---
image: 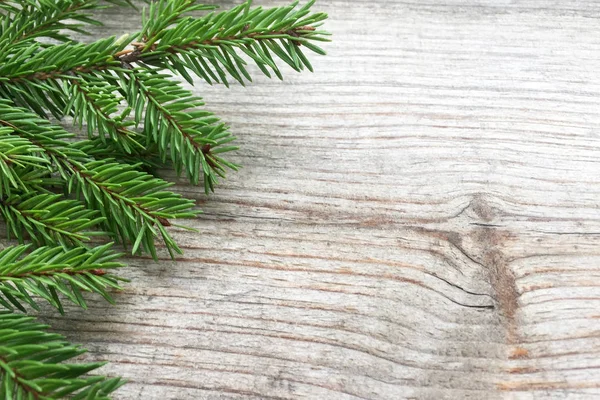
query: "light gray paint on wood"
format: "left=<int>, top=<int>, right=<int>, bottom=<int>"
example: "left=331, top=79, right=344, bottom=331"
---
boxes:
left=7, top=0, right=600, bottom=399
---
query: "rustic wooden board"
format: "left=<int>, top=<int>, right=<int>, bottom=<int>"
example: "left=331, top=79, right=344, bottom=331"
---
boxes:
left=13, top=0, right=600, bottom=399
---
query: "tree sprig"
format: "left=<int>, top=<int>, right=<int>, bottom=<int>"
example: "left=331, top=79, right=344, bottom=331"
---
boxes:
left=0, top=1, right=329, bottom=398
left=0, top=311, right=125, bottom=399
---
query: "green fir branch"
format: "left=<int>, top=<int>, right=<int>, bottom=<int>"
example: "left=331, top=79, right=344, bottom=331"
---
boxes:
left=0, top=0, right=105, bottom=52
left=0, top=311, right=125, bottom=399
left=66, top=159, right=199, bottom=258
left=120, top=69, right=238, bottom=191
left=134, top=0, right=330, bottom=86
left=0, top=192, right=106, bottom=248
left=0, top=243, right=125, bottom=313
left=0, top=1, right=329, bottom=397
left=0, top=101, right=198, bottom=258
left=64, top=78, right=144, bottom=153
left=0, top=127, right=49, bottom=196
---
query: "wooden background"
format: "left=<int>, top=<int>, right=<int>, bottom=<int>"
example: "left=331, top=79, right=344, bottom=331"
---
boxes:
left=30, top=0, right=600, bottom=399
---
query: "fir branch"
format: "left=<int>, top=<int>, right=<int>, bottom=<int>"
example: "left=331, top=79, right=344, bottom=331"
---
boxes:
left=3, top=64, right=237, bottom=192
left=0, top=192, right=106, bottom=248
left=0, top=37, right=130, bottom=119
left=0, top=0, right=103, bottom=52
left=139, top=0, right=216, bottom=41
left=134, top=0, right=330, bottom=85
left=67, top=159, right=199, bottom=258
left=0, top=101, right=198, bottom=258
left=0, top=100, right=97, bottom=175
left=121, top=69, right=238, bottom=191
left=1, top=1, right=329, bottom=88
left=0, top=127, right=49, bottom=196
left=2, top=36, right=127, bottom=83
left=0, top=311, right=125, bottom=399
left=0, top=2, right=329, bottom=396
left=72, top=136, right=162, bottom=170
left=65, top=78, right=144, bottom=153
left=0, top=243, right=124, bottom=313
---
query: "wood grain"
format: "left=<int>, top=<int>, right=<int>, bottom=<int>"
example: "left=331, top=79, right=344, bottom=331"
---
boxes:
left=9, top=0, right=600, bottom=398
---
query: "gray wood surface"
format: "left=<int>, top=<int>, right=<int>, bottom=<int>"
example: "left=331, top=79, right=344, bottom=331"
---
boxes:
left=21, top=0, right=600, bottom=399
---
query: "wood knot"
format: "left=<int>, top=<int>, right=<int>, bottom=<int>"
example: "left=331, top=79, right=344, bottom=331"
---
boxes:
left=470, top=194, right=496, bottom=222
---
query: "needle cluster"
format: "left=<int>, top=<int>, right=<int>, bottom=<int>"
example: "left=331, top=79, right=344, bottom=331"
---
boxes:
left=0, top=0, right=328, bottom=398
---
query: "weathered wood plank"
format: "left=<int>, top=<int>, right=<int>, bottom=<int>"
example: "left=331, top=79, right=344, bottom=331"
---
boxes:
left=8, top=0, right=600, bottom=398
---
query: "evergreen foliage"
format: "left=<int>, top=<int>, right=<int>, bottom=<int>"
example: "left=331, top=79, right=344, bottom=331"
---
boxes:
left=0, top=0, right=329, bottom=398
